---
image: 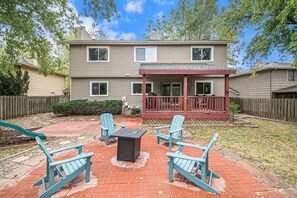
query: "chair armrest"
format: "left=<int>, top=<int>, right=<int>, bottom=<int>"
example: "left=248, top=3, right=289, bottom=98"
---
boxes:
left=177, top=142, right=206, bottom=150
left=166, top=152, right=205, bottom=163
left=50, top=153, right=94, bottom=167
left=156, top=125, right=171, bottom=130
left=170, top=128, right=183, bottom=134
left=50, top=144, right=84, bottom=155
left=100, top=126, right=108, bottom=130
left=114, top=123, right=125, bottom=128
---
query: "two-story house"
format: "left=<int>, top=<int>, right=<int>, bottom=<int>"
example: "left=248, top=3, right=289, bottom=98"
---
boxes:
left=230, top=62, right=297, bottom=99
left=65, top=30, right=236, bottom=119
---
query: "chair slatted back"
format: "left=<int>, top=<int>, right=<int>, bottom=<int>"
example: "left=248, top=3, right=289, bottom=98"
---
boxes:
left=169, top=115, right=185, bottom=139
left=201, top=133, right=218, bottom=160
left=35, top=136, right=55, bottom=163
left=100, top=113, right=115, bottom=134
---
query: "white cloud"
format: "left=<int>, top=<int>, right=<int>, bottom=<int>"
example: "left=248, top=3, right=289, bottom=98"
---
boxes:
left=153, top=0, right=174, bottom=5
left=124, top=0, right=146, bottom=14
left=120, top=32, right=137, bottom=40
left=98, top=18, right=136, bottom=40
left=156, top=11, right=164, bottom=19
left=67, top=2, right=136, bottom=40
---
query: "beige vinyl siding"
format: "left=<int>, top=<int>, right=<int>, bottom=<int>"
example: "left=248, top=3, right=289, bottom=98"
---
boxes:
left=230, top=71, right=271, bottom=98
left=71, top=78, right=144, bottom=108
left=71, top=76, right=226, bottom=107
left=69, top=44, right=227, bottom=78
left=271, top=70, right=297, bottom=91
left=23, top=67, right=66, bottom=96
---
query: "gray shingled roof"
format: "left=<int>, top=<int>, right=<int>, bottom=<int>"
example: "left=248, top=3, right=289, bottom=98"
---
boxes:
left=139, top=63, right=236, bottom=71
left=231, top=62, right=294, bottom=78
left=273, top=85, right=297, bottom=93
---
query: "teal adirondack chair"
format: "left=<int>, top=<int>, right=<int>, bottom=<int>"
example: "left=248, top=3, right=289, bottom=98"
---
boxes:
left=33, top=137, right=94, bottom=198
left=99, top=113, right=125, bottom=145
left=166, top=133, right=220, bottom=194
left=156, top=115, right=185, bottom=149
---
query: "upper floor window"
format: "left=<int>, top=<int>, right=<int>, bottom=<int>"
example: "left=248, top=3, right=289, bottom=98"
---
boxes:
left=288, top=70, right=297, bottom=82
left=131, top=82, right=153, bottom=95
left=134, top=47, right=157, bottom=62
left=191, top=46, right=213, bottom=62
left=87, top=46, right=109, bottom=62
left=195, top=80, right=213, bottom=95
left=90, top=81, right=108, bottom=96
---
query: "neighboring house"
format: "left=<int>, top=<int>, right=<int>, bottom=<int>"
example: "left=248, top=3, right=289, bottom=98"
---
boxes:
left=20, top=59, right=67, bottom=96
left=230, top=62, right=297, bottom=99
left=65, top=30, right=236, bottom=119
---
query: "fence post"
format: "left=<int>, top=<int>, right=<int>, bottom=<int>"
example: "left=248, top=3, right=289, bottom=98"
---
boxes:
left=0, top=96, right=3, bottom=119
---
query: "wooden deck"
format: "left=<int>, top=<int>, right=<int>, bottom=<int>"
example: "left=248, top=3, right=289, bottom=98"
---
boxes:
left=143, top=96, right=230, bottom=119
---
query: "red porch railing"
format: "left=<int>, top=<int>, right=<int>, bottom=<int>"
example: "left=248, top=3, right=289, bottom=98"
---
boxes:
left=146, top=96, right=226, bottom=112
left=187, top=96, right=225, bottom=112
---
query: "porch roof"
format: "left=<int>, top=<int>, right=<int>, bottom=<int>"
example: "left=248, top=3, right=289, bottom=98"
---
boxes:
left=139, top=63, right=236, bottom=75
left=273, top=85, right=297, bottom=93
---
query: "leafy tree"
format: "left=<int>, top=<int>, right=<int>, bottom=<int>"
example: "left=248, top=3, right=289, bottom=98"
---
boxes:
left=144, top=0, right=241, bottom=67
left=0, top=68, right=30, bottom=96
left=0, top=0, right=117, bottom=75
left=145, top=0, right=221, bottom=40
left=219, top=0, right=297, bottom=67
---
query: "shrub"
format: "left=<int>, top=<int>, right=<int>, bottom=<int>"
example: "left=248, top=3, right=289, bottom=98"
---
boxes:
left=52, top=100, right=122, bottom=115
left=131, top=107, right=141, bottom=115
left=229, top=101, right=240, bottom=122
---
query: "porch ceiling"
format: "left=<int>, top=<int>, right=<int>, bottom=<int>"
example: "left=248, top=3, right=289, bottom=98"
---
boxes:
left=139, top=63, right=236, bottom=75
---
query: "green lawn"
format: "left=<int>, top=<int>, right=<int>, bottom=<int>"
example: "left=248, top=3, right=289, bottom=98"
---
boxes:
left=191, top=118, right=297, bottom=186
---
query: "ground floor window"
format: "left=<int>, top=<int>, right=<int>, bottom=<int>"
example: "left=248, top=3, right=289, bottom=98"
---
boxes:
left=90, top=81, right=108, bottom=96
left=195, top=81, right=213, bottom=95
left=131, top=82, right=153, bottom=95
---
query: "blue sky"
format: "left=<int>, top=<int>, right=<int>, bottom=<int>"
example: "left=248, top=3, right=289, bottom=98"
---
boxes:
left=72, top=0, right=293, bottom=69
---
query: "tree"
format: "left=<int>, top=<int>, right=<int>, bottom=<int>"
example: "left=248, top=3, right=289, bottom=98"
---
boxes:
left=0, top=0, right=117, bottom=75
left=219, top=0, right=297, bottom=67
left=144, top=0, right=241, bottom=66
left=145, top=0, right=221, bottom=40
left=0, top=68, right=30, bottom=96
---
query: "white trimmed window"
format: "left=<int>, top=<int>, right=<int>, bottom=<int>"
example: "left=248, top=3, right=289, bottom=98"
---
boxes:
left=288, top=70, right=297, bottom=82
left=134, top=47, right=157, bottom=62
left=195, top=80, right=213, bottom=95
left=87, top=46, right=109, bottom=62
left=191, top=46, right=213, bottom=61
left=90, top=81, right=108, bottom=96
left=131, top=82, right=153, bottom=95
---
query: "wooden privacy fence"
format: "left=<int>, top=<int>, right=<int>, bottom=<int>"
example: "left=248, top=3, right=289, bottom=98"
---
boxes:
left=230, top=98, right=297, bottom=123
left=0, top=95, right=69, bottom=120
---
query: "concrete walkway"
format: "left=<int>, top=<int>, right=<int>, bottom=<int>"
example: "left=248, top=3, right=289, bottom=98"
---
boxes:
left=0, top=118, right=286, bottom=197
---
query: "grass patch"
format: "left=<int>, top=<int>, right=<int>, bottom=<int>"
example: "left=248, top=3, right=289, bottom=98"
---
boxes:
left=0, top=147, right=33, bottom=159
left=191, top=118, right=297, bottom=185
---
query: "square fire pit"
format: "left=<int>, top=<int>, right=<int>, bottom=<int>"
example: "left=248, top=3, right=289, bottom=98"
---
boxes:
left=111, top=128, right=147, bottom=162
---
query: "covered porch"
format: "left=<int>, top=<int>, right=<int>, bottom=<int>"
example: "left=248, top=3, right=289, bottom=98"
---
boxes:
left=139, top=63, right=236, bottom=119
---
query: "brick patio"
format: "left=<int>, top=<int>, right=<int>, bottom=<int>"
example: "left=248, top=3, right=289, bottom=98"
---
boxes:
left=0, top=118, right=285, bottom=198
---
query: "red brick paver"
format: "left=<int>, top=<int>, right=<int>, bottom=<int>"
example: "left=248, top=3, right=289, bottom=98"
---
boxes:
left=0, top=120, right=284, bottom=198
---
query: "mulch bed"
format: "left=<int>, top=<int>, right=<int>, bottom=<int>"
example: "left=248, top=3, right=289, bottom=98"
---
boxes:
left=0, top=128, right=39, bottom=147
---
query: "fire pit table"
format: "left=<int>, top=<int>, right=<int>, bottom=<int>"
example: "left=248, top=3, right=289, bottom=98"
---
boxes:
left=111, top=128, right=147, bottom=162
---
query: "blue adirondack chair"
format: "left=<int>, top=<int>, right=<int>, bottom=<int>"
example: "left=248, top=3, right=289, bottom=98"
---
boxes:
left=166, top=133, right=220, bottom=194
left=156, top=115, right=185, bottom=149
left=33, top=136, right=94, bottom=198
left=99, top=113, right=125, bottom=145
